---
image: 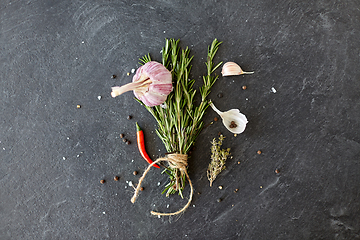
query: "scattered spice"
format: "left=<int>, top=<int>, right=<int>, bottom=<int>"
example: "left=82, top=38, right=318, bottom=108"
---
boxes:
left=126, top=140, right=131, bottom=145
left=217, top=93, right=223, bottom=98
left=122, top=138, right=127, bottom=143
left=120, top=133, right=124, bottom=138
left=133, top=171, right=138, bottom=176
left=217, top=198, right=222, bottom=202
left=234, top=188, right=239, bottom=193
left=111, top=75, right=116, bottom=79
left=140, top=187, right=144, bottom=191
left=207, top=135, right=231, bottom=187
left=127, top=115, right=132, bottom=120
left=275, top=169, right=280, bottom=174
left=76, top=104, right=81, bottom=109
left=114, top=176, right=119, bottom=181
left=127, top=72, right=130, bottom=76
left=242, top=85, right=247, bottom=90
left=229, top=121, right=237, bottom=128
left=257, top=150, right=262, bottom=155
left=214, top=117, right=218, bottom=122
left=218, top=185, right=223, bottom=189
left=100, top=179, right=105, bottom=184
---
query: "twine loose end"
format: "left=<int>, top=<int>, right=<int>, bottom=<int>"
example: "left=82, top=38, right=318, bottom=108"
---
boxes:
left=131, top=154, right=193, bottom=216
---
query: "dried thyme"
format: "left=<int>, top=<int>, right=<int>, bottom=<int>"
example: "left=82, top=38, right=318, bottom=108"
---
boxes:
left=207, top=135, right=231, bottom=187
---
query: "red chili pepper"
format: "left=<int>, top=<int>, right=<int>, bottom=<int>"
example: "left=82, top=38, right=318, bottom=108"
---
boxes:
left=136, top=122, right=160, bottom=169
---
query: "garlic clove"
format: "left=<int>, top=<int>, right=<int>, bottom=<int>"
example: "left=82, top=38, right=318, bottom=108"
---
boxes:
left=210, top=102, right=248, bottom=134
left=221, top=109, right=247, bottom=134
left=221, top=62, right=254, bottom=76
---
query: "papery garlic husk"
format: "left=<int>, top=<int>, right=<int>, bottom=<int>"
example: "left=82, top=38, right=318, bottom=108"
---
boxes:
left=111, top=61, right=173, bottom=107
left=221, top=62, right=254, bottom=76
left=210, top=102, right=248, bottom=134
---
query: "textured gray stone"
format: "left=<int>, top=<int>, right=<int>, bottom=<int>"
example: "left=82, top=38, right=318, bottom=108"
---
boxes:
left=1, top=0, right=360, bottom=239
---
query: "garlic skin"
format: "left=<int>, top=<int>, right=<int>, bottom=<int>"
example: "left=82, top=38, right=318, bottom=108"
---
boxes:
left=210, top=102, right=248, bottom=134
left=111, top=61, right=173, bottom=107
left=221, top=62, right=254, bottom=76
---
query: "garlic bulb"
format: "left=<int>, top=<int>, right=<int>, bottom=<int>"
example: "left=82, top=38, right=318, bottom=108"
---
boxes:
left=111, top=61, right=173, bottom=107
left=210, top=102, right=248, bottom=134
left=221, top=62, right=254, bottom=76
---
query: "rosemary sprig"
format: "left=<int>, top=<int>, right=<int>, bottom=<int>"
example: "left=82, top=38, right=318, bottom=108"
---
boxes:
left=138, top=39, right=222, bottom=196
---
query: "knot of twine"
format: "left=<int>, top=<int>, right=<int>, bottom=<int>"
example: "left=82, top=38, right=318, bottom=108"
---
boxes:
left=131, top=153, right=193, bottom=216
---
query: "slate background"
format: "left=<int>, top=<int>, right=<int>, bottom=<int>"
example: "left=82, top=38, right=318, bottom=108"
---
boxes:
left=1, top=0, right=360, bottom=239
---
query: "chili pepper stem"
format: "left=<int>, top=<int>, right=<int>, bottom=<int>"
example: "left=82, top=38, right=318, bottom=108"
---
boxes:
left=136, top=122, right=141, bottom=132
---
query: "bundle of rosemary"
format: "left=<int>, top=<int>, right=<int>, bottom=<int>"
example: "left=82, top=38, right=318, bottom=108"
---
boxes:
left=131, top=39, right=222, bottom=216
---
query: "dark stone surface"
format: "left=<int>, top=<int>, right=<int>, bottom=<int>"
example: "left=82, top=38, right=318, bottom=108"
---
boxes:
left=1, top=0, right=360, bottom=239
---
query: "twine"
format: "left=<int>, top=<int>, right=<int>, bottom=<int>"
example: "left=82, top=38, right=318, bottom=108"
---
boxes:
left=131, top=153, right=193, bottom=216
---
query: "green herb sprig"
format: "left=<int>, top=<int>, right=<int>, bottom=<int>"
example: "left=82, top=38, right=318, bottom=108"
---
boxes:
left=207, top=135, right=231, bottom=187
left=137, top=39, right=222, bottom=197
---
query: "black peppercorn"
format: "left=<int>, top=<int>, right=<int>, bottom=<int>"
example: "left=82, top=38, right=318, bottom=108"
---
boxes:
left=217, top=198, right=222, bottom=202
left=111, top=75, right=117, bottom=79
left=217, top=93, right=223, bottom=98
left=229, top=121, right=237, bottom=128
left=126, top=140, right=131, bottom=145
left=127, top=115, right=132, bottom=120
